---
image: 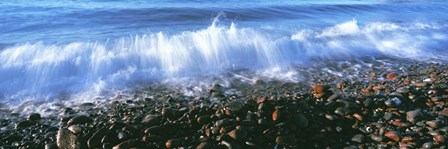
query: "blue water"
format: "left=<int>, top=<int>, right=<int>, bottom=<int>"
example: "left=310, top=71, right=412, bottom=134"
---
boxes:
left=0, top=0, right=447, bottom=110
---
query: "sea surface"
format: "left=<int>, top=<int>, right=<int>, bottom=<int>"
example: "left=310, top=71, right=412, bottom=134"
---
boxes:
left=0, top=0, right=447, bottom=113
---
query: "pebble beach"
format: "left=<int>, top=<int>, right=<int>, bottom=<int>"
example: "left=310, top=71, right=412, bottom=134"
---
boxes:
left=1, top=61, right=447, bottom=149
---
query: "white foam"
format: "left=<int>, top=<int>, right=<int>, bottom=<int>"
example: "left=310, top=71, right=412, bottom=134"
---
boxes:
left=0, top=19, right=447, bottom=115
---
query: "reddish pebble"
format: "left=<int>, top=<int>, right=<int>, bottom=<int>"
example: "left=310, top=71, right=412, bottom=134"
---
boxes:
left=385, top=131, right=401, bottom=142
left=386, top=72, right=398, bottom=80
left=434, top=135, right=446, bottom=143
left=353, top=113, right=363, bottom=121
left=311, top=84, right=326, bottom=94
left=272, top=109, right=279, bottom=121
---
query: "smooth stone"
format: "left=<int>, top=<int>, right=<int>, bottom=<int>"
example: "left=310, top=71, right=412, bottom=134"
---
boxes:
left=196, top=142, right=212, bottom=149
left=295, top=114, right=309, bottom=128
left=68, top=125, right=83, bottom=134
left=141, top=114, right=160, bottom=126
left=334, top=107, right=349, bottom=116
left=227, top=128, right=247, bottom=141
left=406, top=109, right=424, bottom=123
left=112, top=139, right=142, bottom=149
left=67, top=115, right=93, bottom=125
left=57, top=128, right=80, bottom=149
left=434, top=135, right=446, bottom=143
left=422, top=142, right=434, bottom=149
left=383, top=112, right=393, bottom=121
left=28, top=113, right=41, bottom=121
left=426, top=120, right=443, bottom=128
left=384, top=131, right=401, bottom=142
left=371, top=135, right=384, bottom=142
left=166, top=138, right=182, bottom=148
left=197, top=115, right=211, bottom=124
left=88, top=127, right=109, bottom=148
left=227, top=101, right=243, bottom=112
left=45, top=143, right=58, bottom=149
left=221, top=140, right=240, bottom=149
left=351, top=134, right=365, bottom=143
left=15, top=120, right=34, bottom=129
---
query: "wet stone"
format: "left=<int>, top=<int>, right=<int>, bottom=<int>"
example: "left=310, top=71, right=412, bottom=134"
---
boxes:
left=68, top=125, right=83, bottom=134
left=141, top=114, right=160, bottom=126
left=384, top=131, right=401, bottom=142
left=57, top=128, right=80, bottom=149
left=15, top=120, right=35, bottom=129
left=351, top=134, right=365, bottom=143
left=426, top=120, right=443, bottom=128
left=406, top=109, right=424, bottom=123
left=88, top=127, right=108, bottom=148
left=67, top=115, right=93, bottom=126
left=28, top=113, right=41, bottom=121
left=422, top=142, right=434, bottom=149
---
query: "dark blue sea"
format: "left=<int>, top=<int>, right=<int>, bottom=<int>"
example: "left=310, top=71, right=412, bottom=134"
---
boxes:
left=0, top=0, right=447, bottom=113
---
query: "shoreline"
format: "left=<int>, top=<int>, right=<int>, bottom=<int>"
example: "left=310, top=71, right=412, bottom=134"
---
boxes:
left=0, top=62, right=447, bottom=149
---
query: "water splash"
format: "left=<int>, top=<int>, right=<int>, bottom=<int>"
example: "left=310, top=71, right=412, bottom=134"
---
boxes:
left=0, top=18, right=447, bottom=108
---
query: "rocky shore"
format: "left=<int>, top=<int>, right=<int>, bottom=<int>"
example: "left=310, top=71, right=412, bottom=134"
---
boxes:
left=0, top=62, right=447, bottom=149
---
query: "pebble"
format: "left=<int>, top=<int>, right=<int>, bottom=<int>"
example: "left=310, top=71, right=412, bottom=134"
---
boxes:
left=406, top=109, right=424, bottom=123
left=15, top=120, right=34, bottom=129
left=227, top=127, right=247, bottom=141
left=88, top=127, right=108, bottom=148
left=57, top=128, right=80, bottom=149
left=384, top=131, right=401, bottom=142
left=141, top=114, right=160, bottom=126
left=67, top=115, right=93, bottom=125
left=351, top=134, right=365, bottom=143
left=28, top=113, right=41, bottom=121
left=422, top=142, right=434, bottom=149
left=68, top=125, right=83, bottom=134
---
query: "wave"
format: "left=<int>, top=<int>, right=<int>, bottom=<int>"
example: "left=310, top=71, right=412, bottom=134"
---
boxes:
left=0, top=18, right=447, bottom=108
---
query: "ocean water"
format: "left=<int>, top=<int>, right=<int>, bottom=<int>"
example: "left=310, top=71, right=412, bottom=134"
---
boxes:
left=0, top=0, right=447, bottom=113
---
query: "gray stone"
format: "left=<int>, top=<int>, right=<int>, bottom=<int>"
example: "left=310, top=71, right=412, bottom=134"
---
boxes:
left=57, top=128, right=80, bottom=149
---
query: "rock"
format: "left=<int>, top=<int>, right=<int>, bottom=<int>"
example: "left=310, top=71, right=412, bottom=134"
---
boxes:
left=351, top=134, right=365, bottom=143
left=334, top=107, right=349, bottom=116
left=325, top=114, right=336, bottom=121
left=112, top=139, right=142, bottom=149
left=15, top=120, right=34, bottom=129
left=406, top=109, right=424, bottom=123
left=272, top=109, right=280, bottom=121
left=45, top=143, right=58, bottom=149
left=166, top=139, right=182, bottom=148
left=426, top=120, right=443, bottom=128
left=221, top=140, right=241, bottom=149
left=197, top=115, right=211, bottom=124
left=88, top=127, right=109, bottom=148
left=57, top=128, right=80, bottom=149
left=295, top=114, right=309, bottom=128
left=413, top=82, right=428, bottom=87
left=28, top=113, right=41, bottom=121
left=3, top=133, right=22, bottom=143
left=68, top=125, right=83, bottom=134
left=228, top=101, right=243, bottom=112
left=67, top=115, right=93, bottom=125
left=384, top=100, right=395, bottom=107
left=384, top=131, right=401, bottom=142
left=228, top=127, right=247, bottom=141
left=383, top=112, right=393, bottom=121
left=422, top=142, right=434, bottom=149
left=141, top=114, right=160, bottom=126
left=434, top=135, right=446, bottom=143
left=196, top=142, right=212, bottom=149
left=386, top=72, right=398, bottom=80
left=371, top=135, right=384, bottom=142
left=353, top=113, right=363, bottom=121
left=312, top=84, right=328, bottom=94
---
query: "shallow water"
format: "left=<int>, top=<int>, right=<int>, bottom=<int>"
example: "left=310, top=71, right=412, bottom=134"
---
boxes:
left=0, top=0, right=447, bottom=111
